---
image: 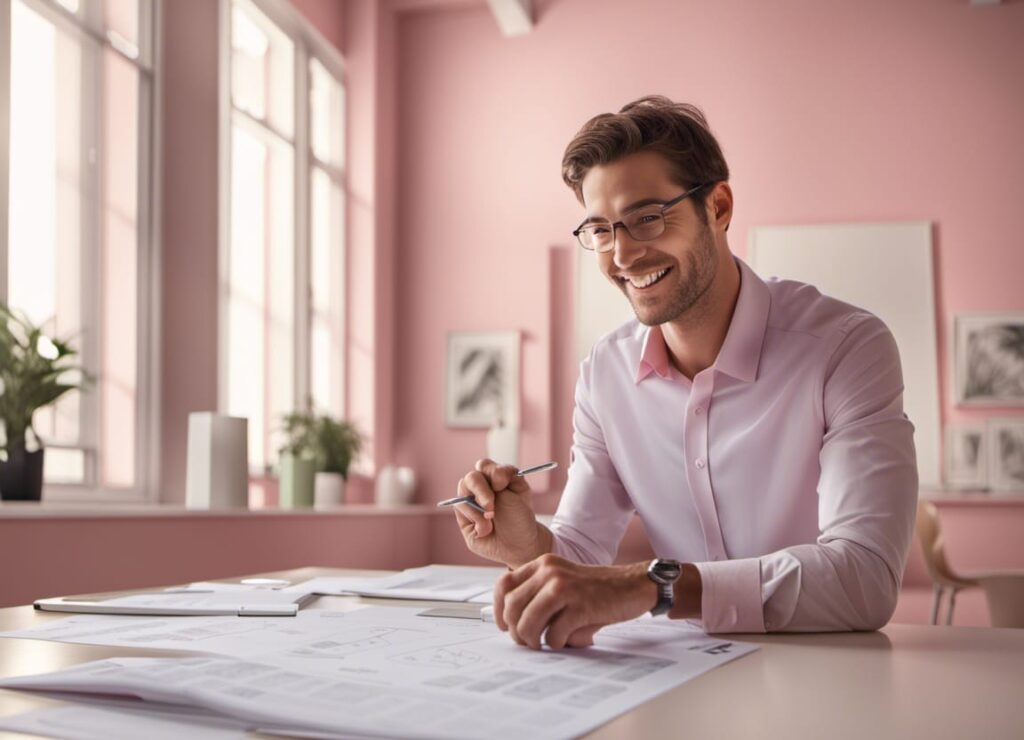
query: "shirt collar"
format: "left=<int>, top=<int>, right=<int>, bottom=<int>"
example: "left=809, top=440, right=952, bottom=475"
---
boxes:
left=634, top=257, right=771, bottom=385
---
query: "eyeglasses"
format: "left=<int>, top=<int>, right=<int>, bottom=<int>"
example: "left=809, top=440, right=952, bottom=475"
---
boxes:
left=572, top=183, right=708, bottom=252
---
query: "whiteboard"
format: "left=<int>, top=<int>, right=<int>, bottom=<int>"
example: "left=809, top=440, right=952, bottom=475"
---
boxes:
left=749, top=222, right=940, bottom=487
left=575, top=253, right=635, bottom=366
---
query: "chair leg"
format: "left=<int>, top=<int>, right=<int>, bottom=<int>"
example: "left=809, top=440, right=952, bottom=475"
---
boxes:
left=946, top=588, right=959, bottom=626
left=930, top=585, right=944, bottom=626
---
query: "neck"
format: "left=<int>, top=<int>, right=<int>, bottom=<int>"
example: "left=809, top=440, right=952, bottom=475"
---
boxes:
left=661, top=253, right=741, bottom=379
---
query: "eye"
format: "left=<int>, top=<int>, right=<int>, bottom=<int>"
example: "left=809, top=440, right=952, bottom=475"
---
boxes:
left=588, top=224, right=611, bottom=235
left=635, top=214, right=660, bottom=225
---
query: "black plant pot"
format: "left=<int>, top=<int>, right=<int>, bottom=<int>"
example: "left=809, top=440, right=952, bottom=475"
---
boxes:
left=0, top=446, right=45, bottom=501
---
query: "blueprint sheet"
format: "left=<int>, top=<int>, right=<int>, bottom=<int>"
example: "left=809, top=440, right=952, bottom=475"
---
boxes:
left=0, top=606, right=757, bottom=739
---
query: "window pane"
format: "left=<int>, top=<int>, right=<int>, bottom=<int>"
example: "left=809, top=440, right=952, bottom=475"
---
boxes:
left=102, top=0, right=139, bottom=57
left=310, top=58, right=344, bottom=169
left=231, top=0, right=294, bottom=139
left=100, top=47, right=139, bottom=488
left=309, top=167, right=344, bottom=418
left=44, top=447, right=87, bottom=485
left=227, top=117, right=295, bottom=471
left=8, top=0, right=90, bottom=452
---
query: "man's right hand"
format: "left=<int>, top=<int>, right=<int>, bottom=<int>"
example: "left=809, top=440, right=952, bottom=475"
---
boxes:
left=453, top=458, right=553, bottom=568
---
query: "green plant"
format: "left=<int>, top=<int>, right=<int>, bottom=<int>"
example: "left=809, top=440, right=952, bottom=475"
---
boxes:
left=0, top=304, right=89, bottom=455
left=278, top=409, right=363, bottom=479
left=278, top=410, right=319, bottom=459
left=315, top=416, right=363, bottom=478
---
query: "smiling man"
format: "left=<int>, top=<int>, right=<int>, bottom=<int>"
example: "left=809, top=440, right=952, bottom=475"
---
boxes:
left=450, top=96, right=918, bottom=649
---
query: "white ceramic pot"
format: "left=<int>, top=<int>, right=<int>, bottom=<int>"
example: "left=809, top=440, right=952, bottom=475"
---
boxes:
left=376, top=465, right=416, bottom=507
left=314, top=472, right=346, bottom=509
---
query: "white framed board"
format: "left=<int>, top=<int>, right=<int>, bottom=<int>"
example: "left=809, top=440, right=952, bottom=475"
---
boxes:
left=749, top=222, right=941, bottom=487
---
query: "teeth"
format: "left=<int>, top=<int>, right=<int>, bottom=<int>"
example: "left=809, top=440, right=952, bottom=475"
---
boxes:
left=627, top=268, right=668, bottom=288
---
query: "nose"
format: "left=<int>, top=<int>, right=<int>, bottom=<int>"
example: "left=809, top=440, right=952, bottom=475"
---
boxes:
left=610, top=225, right=646, bottom=270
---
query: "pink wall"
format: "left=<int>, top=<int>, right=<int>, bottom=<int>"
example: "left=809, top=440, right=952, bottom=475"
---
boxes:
left=290, top=0, right=344, bottom=50
left=159, top=0, right=221, bottom=503
left=392, top=0, right=1024, bottom=502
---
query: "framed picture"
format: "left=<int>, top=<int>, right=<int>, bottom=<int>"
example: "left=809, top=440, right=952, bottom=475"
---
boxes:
left=445, top=331, right=520, bottom=428
left=987, top=418, right=1024, bottom=492
left=944, top=425, right=987, bottom=490
left=955, top=314, right=1024, bottom=406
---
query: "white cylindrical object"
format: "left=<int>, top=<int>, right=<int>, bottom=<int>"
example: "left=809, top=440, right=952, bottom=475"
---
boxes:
left=185, top=412, right=249, bottom=510
left=486, top=420, right=519, bottom=467
left=314, top=472, right=346, bottom=509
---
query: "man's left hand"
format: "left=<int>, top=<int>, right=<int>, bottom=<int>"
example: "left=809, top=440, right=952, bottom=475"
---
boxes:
left=493, top=554, right=657, bottom=650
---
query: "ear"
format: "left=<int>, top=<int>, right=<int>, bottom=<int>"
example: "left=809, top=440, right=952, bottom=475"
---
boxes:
left=707, top=182, right=733, bottom=233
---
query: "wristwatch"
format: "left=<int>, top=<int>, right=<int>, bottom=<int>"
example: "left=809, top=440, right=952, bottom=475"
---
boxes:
left=646, top=559, right=683, bottom=617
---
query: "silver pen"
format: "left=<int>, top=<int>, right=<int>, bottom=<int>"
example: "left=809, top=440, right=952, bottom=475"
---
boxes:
left=436, top=461, right=559, bottom=514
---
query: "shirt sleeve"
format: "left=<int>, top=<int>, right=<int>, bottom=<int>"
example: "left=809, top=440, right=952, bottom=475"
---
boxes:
left=549, top=352, right=635, bottom=565
left=695, top=314, right=919, bottom=633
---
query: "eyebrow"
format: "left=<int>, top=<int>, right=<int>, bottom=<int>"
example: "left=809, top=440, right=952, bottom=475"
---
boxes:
left=577, top=197, right=667, bottom=228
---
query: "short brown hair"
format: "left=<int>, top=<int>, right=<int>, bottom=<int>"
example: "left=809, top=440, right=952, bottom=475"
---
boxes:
left=561, top=96, right=729, bottom=213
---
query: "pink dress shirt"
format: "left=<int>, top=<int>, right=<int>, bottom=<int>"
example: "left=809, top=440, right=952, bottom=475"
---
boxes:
left=550, top=258, right=919, bottom=633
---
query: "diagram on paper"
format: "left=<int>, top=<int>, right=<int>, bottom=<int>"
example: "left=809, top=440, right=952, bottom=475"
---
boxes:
left=289, top=627, right=425, bottom=659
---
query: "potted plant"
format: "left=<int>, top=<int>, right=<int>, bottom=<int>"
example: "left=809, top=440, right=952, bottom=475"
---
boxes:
left=278, top=410, right=319, bottom=508
left=0, top=304, right=89, bottom=501
left=312, top=415, right=363, bottom=508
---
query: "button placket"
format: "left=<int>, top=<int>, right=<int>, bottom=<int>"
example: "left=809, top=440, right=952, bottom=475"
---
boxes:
left=685, top=373, right=727, bottom=562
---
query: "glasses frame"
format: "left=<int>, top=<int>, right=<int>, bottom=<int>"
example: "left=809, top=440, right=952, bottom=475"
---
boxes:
left=572, top=182, right=709, bottom=252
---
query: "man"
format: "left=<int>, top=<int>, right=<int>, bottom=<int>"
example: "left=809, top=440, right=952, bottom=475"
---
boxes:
left=450, top=96, right=918, bottom=650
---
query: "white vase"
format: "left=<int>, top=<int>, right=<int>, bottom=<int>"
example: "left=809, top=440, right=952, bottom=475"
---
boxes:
left=376, top=465, right=416, bottom=507
left=314, top=472, right=346, bottom=509
left=486, top=420, right=519, bottom=467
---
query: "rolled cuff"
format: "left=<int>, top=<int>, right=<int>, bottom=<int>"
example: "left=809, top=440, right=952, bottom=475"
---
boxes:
left=694, top=558, right=765, bottom=634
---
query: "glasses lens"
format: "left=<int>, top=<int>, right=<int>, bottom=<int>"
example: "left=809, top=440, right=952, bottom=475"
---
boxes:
left=624, top=209, right=665, bottom=241
left=577, top=223, right=613, bottom=251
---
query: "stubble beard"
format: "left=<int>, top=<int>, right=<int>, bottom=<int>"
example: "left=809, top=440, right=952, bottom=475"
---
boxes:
left=625, top=223, right=719, bottom=327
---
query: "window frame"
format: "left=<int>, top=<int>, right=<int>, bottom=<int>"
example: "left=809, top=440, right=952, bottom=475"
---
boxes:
left=217, top=0, right=346, bottom=474
left=0, top=0, right=162, bottom=503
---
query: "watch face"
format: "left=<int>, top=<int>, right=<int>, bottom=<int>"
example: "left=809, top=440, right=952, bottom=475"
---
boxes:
left=649, top=559, right=682, bottom=584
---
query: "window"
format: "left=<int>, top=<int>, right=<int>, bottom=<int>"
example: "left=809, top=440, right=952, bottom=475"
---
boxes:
left=220, top=0, right=345, bottom=474
left=0, top=0, right=157, bottom=498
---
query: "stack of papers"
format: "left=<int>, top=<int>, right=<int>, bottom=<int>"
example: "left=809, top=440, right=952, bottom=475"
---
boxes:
left=0, top=605, right=758, bottom=739
left=288, top=564, right=507, bottom=603
left=34, top=587, right=313, bottom=616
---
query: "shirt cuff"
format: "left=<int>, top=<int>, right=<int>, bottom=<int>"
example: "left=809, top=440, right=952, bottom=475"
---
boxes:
left=693, top=558, right=765, bottom=634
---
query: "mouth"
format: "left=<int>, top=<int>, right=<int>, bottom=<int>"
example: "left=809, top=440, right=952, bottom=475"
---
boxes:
left=618, top=267, right=672, bottom=292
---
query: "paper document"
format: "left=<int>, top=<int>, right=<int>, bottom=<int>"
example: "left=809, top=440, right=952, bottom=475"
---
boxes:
left=0, top=610, right=364, bottom=656
left=34, top=588, right=313, bottom=617
left=0, top=703, right=251, bottom=740
left=0, top=606, right=758, bottom=739
left=286, top=564, right=506, bottom=603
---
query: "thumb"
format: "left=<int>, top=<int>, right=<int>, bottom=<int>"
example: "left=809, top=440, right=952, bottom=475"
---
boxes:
left=566, top=624, right=602, bottom=648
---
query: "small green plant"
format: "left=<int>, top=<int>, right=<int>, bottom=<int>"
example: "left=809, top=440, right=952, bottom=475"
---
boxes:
left=279, top=410, right=319, bottom=460
left=0, top=304, right=89, bottom=455
left=315, top=416, right=363, bottom=478
left=279, top=408, right=363, bottom=478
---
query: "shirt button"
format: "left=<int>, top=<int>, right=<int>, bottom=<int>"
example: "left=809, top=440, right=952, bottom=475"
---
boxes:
left=695, top=458, right=706, bottom=469
left=694, top=406, right=704, bottom=416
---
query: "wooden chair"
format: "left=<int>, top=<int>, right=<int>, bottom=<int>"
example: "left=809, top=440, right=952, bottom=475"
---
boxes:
left=916, top=500, right=1024, bottom=628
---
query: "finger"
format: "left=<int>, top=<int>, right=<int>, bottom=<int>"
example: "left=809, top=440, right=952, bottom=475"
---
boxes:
left=454, top=480, right=491, bottom=537
left=455, top=503, right=493, bottom=537
left=463, top=471, right=497, bottom=512
left=493, top=559, right=542, bottom=633
left=544, top=609, right=582, bottom=651
left=476, top=459, right=529, bottom=495
left=516, top=580, right=567, bottom=650
left=502, top=566, right=551, bottom=647
left=566, top=624, right=602, bottom=648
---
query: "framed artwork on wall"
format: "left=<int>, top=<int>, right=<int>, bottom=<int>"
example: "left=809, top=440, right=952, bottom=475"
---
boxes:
left=955, top=314, right=1024, bottom=406
left=944, top=425, right=987, bottom=490
left=445, top=331, right=520, bottom=428
left=987, top=418, right=1024, bottom=492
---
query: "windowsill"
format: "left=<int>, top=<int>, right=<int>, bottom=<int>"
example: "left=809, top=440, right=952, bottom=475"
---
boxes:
left=921, top=489, right=1024, bottom=505
left=0, top=501, right=436, bottom=519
